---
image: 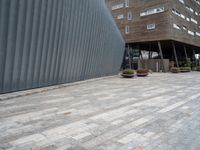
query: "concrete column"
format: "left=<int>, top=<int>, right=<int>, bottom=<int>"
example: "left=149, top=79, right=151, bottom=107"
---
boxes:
left=184, top=45, right=188, bottom=61
left=158, top=41, right=166, bottom=72
left=127, top=45, right=132, bottom=69
left=172, top=41, right=179, bottom=67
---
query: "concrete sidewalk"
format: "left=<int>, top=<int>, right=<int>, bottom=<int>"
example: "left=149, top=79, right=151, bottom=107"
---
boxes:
left=0, top=73, right=200, bottom=150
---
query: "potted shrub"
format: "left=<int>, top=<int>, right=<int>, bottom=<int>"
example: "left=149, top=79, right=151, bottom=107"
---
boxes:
left=191, top=62, right=197, bottom=70
left=171, top=67, right=180, bottom=73
left=136, top=69, right=149, bottom=77
left=192, top=67, right=197, bottom=71
left=196, top=66, right=200, bottom=72
left=121, top=69, right=135, bottom=78
left=186, top=58, right=191, bottom=67
left=180, top=67, right=191, bottom=72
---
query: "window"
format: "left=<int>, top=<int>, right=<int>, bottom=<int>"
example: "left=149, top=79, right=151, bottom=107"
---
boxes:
left=189, top=8, right=194, bottom=13
left=185, top=6, right=189, bottom=10
left=188, top=30, right=194, bottom=36
left=172, top=9, right=186, bottom=20
left=194, top=0, right=200, bottom=5
left=186, top=17, right=190, bottom=22
left=125, top=26, right=130, bottom=34
left=173, top=23, right=181, bottom=30
left=183, top=26, right=187, bottom=30
left=191, top=18, right=198, bottom=24
left=185, top=6, right=194, bottom=13
left=140, top=7, right=164, bottom=16
left=112, top=3, right=124, bottom=10
left=127, top=11, right=132, bottom=20
left=196, top=32, right=200, bottom=37
left=175, top=11, right=181, bottom=16
left=117, top=14, right=124, bottom=20
left=180, top=14, right=185, bottom=19
left=179, top=0, right=185, bottom=4
left=172, top=9, right=181, bottom=16
left=125, top=0, right=129, bottom=7
left=147, top=24, right=156, bottom=30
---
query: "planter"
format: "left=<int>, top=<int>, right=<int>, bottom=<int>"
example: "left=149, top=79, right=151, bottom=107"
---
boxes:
left=171, top=71, right=180, bottom=73
left=170, top=67, right=180, bottom=73
left=136, top=69, right=149, bottom=77
left=180, top=67, right=191, bottom=73
left=121, top=69, right=135, bottom=78
left=121, top=73, right=134, bottom=78
left=137, top=73, right=148, bottom=77
left=192, top=67, right=197, bottom=71
left=196, top=67, right=200, bottom=72
left=180, top=70, right=191, bottom=73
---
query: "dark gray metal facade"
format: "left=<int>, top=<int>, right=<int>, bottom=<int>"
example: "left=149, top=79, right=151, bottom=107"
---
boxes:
left=0, top=0, right=125, bottom=94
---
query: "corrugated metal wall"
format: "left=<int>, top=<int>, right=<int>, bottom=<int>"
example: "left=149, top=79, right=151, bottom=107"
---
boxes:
left=0, top=0, right=125, bottom=94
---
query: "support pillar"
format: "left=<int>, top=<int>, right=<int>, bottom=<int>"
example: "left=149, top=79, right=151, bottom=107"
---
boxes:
left=148, top=51, right=151, bottom=59
left=148, top=43, right=151, bottom=59
left=139, top=46, right=143, bottom=60
left=172, top=41, right=179, bottom=67
left=193, top=48, right=197, bottom=66
left=127, top=45, right=132, bottom=69
left=158, top=41, right=166, bottom=72
left=193, top=48, right=195, bottom=60
left=171, top=48, right=174, bottom=60
left=184, top=45, right=188, bottom=61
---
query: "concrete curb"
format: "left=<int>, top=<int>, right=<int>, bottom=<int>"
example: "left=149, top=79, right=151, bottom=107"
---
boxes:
left=0, top=75, right=118, bottom=101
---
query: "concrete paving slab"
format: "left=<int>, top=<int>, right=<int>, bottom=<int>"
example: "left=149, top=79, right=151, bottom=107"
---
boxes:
left=0, top=73, right=200, bottom=150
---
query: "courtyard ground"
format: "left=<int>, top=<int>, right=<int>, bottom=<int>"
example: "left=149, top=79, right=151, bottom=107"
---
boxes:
left=0, top=72, right=200, bottom=150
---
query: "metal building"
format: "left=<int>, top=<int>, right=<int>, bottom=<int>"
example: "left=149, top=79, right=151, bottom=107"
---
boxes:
left=0, top=0, right=125, bottom=94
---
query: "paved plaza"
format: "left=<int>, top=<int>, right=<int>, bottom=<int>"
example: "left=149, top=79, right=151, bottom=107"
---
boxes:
left=0, top=73, right=200, bottom=150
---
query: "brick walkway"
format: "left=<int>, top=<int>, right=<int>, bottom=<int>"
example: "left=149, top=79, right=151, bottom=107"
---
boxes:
left=0, top=73, right=200, bottom=150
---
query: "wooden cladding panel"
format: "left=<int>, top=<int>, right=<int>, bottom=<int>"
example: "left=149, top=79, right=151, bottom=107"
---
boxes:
left=169, top=0, right=200, bottom=47
left=106, top=0, right=200, bottom=47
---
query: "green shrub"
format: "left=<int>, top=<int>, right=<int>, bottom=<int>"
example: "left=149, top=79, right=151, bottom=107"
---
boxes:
left=180, top=67, right=191, bottom=71
left=122, top=69, right=135, bottom=74
left=171, top=67, right=180, bottom=73
left=137, top=69, right=149, bottom=74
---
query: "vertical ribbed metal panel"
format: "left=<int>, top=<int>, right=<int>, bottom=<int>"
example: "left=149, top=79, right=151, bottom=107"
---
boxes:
left=0, top=0, right=125, bottom=94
